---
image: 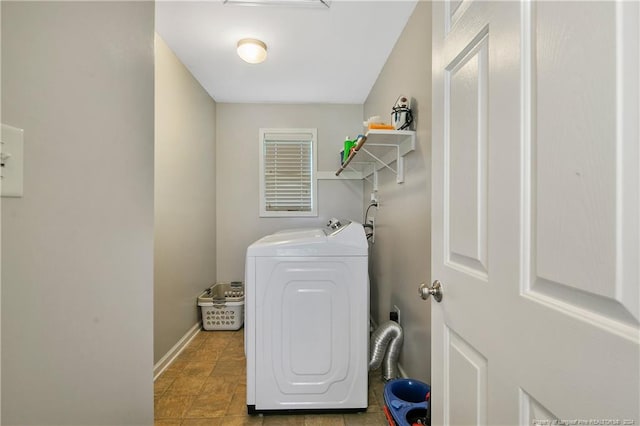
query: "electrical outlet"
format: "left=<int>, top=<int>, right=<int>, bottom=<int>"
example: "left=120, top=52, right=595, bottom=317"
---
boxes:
left=370, top=192, right=379, bottom=204
left=1, top=124, right=24, bottom=197
left=393, top=305, right=401, bottom=325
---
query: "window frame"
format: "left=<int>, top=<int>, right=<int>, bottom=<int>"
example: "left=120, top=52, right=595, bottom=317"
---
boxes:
left=258, top=128, right=318, bottom=217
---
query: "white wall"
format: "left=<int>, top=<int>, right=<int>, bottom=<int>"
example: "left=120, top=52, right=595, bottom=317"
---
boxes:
left=216, top=103, right=364, bottom=281
left=1, top=2, right=154, bottom=424
left=154, top=35, right=217, bottom=363
left=363, top=1, right=432, bottom=382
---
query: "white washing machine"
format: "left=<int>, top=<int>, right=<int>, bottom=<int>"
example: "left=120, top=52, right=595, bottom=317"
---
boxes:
left=245, top=221, right=369, bottom=414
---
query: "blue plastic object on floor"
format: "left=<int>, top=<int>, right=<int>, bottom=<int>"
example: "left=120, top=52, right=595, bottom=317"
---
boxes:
left=383, top=378, right=430, bottom=426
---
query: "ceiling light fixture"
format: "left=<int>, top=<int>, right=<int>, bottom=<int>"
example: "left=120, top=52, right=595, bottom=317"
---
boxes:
left=237, top=38, right=268, bottom=64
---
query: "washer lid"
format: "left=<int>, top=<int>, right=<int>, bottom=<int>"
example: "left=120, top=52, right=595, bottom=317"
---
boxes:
left=246, top=221, right=368, bottom=257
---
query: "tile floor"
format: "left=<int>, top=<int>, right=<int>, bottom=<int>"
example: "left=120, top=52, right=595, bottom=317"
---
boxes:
left=154, top=328, right=389, bottom=426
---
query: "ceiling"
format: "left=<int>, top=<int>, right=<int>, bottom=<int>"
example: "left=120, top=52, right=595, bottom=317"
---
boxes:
left=155, top=0, right=418, bottom=104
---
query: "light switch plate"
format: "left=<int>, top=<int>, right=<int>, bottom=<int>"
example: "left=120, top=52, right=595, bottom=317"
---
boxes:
left=1, top=124, right=24, bottom=197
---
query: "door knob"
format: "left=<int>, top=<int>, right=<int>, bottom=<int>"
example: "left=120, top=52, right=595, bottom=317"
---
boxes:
left=419, top=280, right=443, bottom=302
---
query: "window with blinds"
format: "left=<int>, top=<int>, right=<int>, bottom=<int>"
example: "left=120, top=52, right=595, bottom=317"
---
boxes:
left=259, top=129, right=317, bottom=217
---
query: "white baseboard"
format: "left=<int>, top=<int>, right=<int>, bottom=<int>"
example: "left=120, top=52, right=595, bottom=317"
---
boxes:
left=153, top=322, right=201, bottom=381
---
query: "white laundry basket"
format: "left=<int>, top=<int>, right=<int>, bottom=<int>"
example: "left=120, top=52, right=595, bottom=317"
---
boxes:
left=198, top=281, right=244, bottom=331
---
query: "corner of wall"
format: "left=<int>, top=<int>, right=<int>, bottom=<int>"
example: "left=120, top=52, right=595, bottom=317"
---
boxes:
left=361, top=1, right=433, bottom=383
left=154, top=35, right=218, bottom=363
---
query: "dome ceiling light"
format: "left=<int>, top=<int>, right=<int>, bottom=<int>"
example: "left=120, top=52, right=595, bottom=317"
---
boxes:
left=237, top=38, right=268, bottom=64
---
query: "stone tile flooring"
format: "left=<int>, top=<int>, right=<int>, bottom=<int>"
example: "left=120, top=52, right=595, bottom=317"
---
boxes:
left=154, top=328, right=389, bottom=426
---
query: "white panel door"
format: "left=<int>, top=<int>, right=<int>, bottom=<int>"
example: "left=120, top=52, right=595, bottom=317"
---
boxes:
left=431, top=1, right=639, bottom=425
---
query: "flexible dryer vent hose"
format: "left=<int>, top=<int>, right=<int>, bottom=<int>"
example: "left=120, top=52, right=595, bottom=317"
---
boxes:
left=369, top=320, right=403, bottom=381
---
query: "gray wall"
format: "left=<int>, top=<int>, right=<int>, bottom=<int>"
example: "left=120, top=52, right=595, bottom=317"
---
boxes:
left=216, top=103, right=364, bottom=281
left=1, top=2, right=154, bottom=424
left=154, top=35, right=217, bottom=363
left=0, top=0, right=3, bottom=414
left=363, top=1, right=432, bottom=382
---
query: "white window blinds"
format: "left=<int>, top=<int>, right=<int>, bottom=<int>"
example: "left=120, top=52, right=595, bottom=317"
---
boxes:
left=259, top=129, right=317, bottom=217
